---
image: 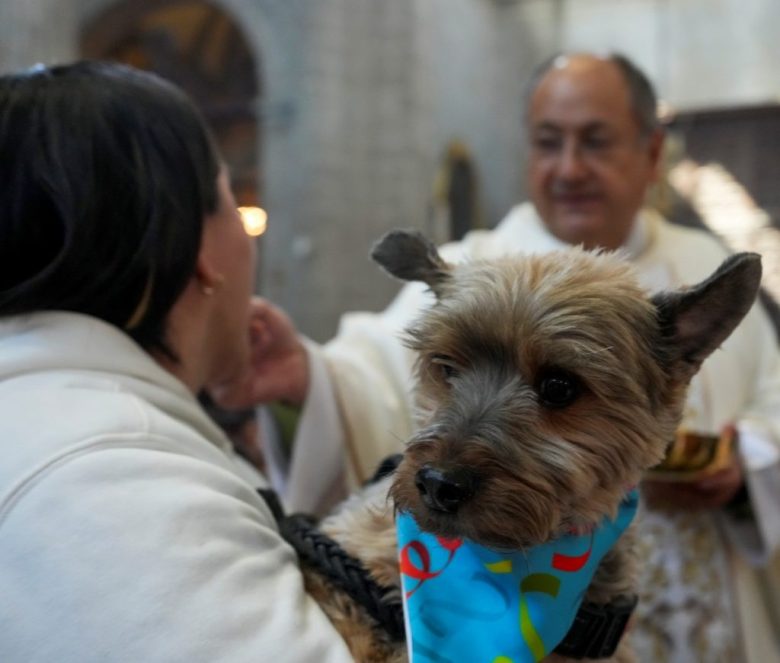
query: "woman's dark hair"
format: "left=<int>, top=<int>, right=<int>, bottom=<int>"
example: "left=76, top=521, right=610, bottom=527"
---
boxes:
left=0, top=61, right=220, bottom=357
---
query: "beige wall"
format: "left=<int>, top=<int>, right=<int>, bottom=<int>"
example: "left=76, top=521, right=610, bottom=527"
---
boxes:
left=514, top=0, right=780, bottom=111
left=1, top=0, right=778, bottom=338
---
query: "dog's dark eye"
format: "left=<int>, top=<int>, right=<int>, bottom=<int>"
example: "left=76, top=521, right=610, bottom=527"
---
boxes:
left=431, top=354, right=459, bottom=383
left=538, top=370, right=579, bottom=408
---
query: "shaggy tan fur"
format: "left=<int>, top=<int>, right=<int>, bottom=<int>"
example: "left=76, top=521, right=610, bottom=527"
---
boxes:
left=301, top=231, right=761, bottom=663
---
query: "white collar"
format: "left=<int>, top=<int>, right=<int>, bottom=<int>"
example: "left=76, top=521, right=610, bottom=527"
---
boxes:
left=621, top=212, right=650, bottom=261
left=505, top=203, right=653, bottom=259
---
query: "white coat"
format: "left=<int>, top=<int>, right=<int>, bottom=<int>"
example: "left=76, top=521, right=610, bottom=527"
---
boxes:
left=0, top=312, right=353, bottom=663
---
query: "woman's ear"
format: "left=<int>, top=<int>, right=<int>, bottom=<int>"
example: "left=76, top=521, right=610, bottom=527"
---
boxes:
left=195, top=227, right=226, bottom=296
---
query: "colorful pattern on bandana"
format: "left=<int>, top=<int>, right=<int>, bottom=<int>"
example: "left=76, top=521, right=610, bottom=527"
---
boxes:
left=397, top=490, right=639, bottom=663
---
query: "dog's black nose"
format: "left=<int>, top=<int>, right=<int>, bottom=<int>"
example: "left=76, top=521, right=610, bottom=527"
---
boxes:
left=415, top=466, right=476, bottom=513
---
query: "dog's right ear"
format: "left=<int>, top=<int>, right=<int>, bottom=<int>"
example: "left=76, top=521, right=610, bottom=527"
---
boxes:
left=370, top=230, right=451, bottom=296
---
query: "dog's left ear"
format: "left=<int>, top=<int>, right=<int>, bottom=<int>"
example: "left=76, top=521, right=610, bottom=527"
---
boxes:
left=653, top=252, right=762, bottom=379
left=371, top=229, right=451, bottom=296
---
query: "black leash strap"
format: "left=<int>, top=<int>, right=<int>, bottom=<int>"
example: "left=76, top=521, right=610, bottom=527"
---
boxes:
left=258, top=488, right=406, bottom=642
left=554, top=594, right=638, bottom=659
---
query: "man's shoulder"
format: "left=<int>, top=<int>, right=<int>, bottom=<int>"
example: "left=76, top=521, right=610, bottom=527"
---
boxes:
left=650, top=213, right=729, bottom=258
left=643, top=212, right=734, bottom=283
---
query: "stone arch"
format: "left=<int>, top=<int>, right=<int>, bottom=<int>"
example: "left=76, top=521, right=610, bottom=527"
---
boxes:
left=80, top=0, right=265, bottom=208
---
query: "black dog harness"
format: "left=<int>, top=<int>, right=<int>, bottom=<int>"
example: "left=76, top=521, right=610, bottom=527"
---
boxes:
left=259, top=464, right=636, bottom=659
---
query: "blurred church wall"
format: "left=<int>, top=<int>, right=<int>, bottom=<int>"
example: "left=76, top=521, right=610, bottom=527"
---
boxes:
left=1, top=0, right=778, bottom=339
left=516, top=0, right=780, bottom=111
left=0, top=0, right=77, bottom=70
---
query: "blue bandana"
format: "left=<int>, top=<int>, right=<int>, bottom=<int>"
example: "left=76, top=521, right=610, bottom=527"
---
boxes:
left=397, top=489, right=639, bottom=663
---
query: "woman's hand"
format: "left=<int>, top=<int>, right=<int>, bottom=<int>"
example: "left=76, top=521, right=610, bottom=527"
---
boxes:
left=210, top=298, right=310, bottom=409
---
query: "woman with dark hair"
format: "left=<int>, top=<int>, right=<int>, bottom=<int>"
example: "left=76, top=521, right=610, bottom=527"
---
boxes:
left=0, top=62, right=352, bottom=661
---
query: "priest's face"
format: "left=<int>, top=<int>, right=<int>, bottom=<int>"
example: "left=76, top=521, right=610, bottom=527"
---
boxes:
left=526, top=55, right=663, bottom=251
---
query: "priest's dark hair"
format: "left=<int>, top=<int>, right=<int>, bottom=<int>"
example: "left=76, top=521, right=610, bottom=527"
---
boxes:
left=0, top=61, right=220, bottom=358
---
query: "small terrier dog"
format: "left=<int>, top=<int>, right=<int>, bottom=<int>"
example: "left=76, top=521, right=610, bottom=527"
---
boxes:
left=294, top=230, right=761, bottom=663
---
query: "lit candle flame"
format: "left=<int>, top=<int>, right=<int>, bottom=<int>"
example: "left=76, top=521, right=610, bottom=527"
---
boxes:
left=238, top=206, right=268, bottom=237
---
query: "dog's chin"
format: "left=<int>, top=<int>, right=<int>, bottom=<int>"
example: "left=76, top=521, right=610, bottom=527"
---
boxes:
left=401, top=503, right=552, bottom=551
